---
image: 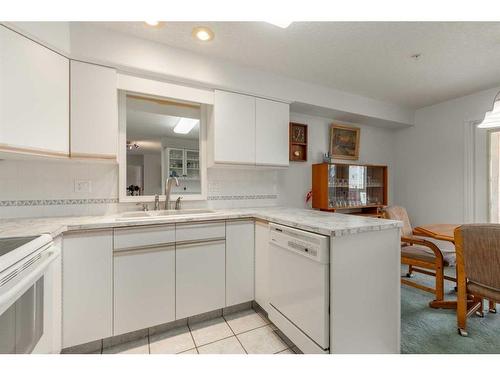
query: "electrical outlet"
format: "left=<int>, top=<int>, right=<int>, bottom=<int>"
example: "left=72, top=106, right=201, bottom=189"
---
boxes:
left=74, top=179, right=92, bottom=193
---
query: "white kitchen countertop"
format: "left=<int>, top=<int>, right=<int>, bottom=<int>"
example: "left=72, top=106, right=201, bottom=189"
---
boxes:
left=0, top=207, right=402, bottom=239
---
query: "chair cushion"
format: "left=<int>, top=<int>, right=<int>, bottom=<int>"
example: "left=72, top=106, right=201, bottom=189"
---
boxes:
left=402, top=245, right=456, bottom=266
left=467, top=281, right=500, bottom=301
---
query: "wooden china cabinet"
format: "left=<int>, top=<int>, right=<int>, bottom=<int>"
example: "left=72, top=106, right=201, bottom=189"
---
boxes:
left=312, top=163, right=388, bottom=217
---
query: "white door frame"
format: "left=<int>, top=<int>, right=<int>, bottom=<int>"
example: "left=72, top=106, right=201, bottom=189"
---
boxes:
left=463, top=120, right=476, bottom=223
left=463, top=119, right=489, bottom=223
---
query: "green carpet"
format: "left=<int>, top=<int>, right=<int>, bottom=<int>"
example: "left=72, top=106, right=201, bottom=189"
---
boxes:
left=401, top=266, right=500, bottom=354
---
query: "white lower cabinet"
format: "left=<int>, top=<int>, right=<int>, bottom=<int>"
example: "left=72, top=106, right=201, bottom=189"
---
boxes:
left=226, top=220, right=255, bottom=306
left=254, top=220, right=270, bottom=311
left=176, top=239, right=226, bottom=319
left=62, top=230, right=113, bottom=348
left=113, top=245, right=175, bottom=335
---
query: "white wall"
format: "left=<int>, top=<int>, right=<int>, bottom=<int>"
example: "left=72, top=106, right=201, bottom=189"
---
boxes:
left=393, top=86, right=499, bottom=226
left=142, top=154, right=162, bottom=195
left=278, top=113, right=397, bottom=208
left=69, top=23, right=413, bottom=127
left=4, top=22, right=71, bottom=54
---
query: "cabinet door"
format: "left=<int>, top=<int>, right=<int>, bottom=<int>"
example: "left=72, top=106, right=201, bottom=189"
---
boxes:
left=62, top=230, right=112, bottom=348
left=0, top=26, right=69, bottom=156
left=176, top=240, right=225, bottom=319
left=213, top=90, right=255, bottom=165
left=254, top=221, right=270, bottom=311
left=255, top=98, right=289, bottom=166
left=167, top=148, right=184, bottom=178
left=114, top=246, right=175, bottom=335
left=226, top=220, right=255, bottom=306
left=70, top=60, right=117, bottom=159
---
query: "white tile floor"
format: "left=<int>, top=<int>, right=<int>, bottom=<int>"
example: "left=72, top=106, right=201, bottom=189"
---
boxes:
left=99, top=309, right=299, bottom=354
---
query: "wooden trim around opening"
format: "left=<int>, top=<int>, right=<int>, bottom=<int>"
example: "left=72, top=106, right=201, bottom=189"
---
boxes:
left=0, top=143, right=69, bottom=158
left=70, top=152, right=117, bottom=161
left=126, top=94, right=201, bottom=109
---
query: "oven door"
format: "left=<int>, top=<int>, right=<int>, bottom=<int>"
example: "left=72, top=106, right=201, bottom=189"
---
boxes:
left=0, top=245, right=60, bottom=354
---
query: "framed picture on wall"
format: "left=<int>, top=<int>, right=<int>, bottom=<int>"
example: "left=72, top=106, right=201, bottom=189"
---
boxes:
left=329, top=124, right=360, bottom=160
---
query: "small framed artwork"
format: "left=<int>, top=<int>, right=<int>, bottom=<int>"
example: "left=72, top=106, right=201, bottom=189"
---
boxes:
left=329, top=124, right=360, bottom=160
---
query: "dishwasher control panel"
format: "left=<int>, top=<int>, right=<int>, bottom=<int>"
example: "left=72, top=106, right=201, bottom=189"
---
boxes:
left=269, top=223, right=329, bottom=264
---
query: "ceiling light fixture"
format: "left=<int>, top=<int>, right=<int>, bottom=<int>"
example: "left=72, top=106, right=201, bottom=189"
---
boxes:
left=174, top=118, right=199, bottom=134
left=478, top=92, right=500, bottom=128
left=266, top=21, right=293, bottom=29
left=126, top=141, right=140, bottom=150
left=144, top=20, right=160, bottom=27
left=411, top=53, right=422, bottom=61
left=192, top=26, right=214, bottom=42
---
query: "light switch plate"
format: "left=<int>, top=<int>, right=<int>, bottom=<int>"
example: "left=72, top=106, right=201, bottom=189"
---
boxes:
left=74, top=179, right=92, bottom=193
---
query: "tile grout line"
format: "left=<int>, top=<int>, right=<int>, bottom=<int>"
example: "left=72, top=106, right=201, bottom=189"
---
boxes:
left=222, top=315, right=248, bottom=354
left=270, top=329, right=290, bottom=351
left=195, top=334, right=235, bottom=349
left=186, top=321, right=200, bottom=354
left=232, top=321, right=270, bottom=336
left=275, top=348, right=293, bottom=354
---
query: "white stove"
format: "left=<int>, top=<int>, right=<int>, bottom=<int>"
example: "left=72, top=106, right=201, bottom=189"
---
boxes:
left=0, top=234, right=61, bottom=354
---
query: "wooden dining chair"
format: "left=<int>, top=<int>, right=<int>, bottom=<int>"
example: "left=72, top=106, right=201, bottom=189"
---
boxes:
left=454, top=224, right=499, bottom=336
left=383, top=206, right=457, bottom=308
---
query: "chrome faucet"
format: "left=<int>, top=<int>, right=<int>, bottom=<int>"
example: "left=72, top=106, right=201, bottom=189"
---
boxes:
left=164, top=177, right=179, bottom=210
left=175, top=196, right=182, bottom=210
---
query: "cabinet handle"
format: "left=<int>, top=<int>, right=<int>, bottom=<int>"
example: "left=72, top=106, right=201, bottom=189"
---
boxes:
left=113, top=243, right=175, bottom=256
left=175, top=238, right=226, bottom=247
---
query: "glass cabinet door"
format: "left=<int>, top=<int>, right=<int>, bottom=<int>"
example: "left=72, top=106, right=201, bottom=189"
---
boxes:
left=366, top=165, right=385, bottom=205
left=328, top=164, right=385, bottom=209
left=167, top=148, right=200, bottom=180
left=328, top=164, right=367, bottom=209
left=185, top=150, right=200, bottom=180
left=168, top=148, right=184, bottom=178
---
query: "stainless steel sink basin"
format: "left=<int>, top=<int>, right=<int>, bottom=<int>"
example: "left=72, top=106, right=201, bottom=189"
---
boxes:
left=116, top=209, right=215, bottom=221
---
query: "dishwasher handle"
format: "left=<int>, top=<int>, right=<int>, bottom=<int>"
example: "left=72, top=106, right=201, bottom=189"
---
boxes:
left=269, top=236, right=329, bottom=264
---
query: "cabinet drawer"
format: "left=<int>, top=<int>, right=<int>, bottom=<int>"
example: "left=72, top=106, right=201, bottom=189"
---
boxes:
left=175, top=221, right=225, bottom=243
left=113, top=225, right=175, bottom=250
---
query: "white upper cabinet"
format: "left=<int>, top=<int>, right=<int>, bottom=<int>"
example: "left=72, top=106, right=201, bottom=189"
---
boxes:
left=210, top=90, right=289, bottom=167
left=70, top=60, right=117, bottom=160
left=0, top=26, right=69, bottom=157
left=212, top=90, right=256, bottom=165
left=255, top=98, right=289, bottom=166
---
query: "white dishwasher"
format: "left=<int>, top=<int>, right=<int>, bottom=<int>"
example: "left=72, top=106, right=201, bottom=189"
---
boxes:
left=267, top=223, right=330, bottom=354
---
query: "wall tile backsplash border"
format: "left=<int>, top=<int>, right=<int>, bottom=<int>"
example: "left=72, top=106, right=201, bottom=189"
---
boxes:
left=0, top=194, right=278, bottom=207
left=0, top=198, right=119, bottom=207
left=207, top=194, right=278, bottom=201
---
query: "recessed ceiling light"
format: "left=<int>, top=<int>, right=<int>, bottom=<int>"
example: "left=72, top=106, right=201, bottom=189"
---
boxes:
left=192, top=26, right=214, bottom=42
left=266, top=21, right=293, bottom=29
left=174, top=118, right=199, bottom=134
left=144, top=20, right=159, bottom=26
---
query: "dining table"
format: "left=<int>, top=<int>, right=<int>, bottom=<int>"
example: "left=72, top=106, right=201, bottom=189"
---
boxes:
left=413, top=223, right=460, bottom=244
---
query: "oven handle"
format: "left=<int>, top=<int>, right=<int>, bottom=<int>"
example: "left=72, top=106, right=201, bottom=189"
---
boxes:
left=0, top=246, right=60, bottom=316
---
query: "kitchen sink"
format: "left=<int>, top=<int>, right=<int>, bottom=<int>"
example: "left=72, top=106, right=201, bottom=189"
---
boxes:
left=115, top=209, right=215, bottom=221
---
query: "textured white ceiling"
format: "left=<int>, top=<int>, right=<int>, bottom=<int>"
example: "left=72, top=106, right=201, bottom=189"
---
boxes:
left=95, top=21, right=500, bottom=109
